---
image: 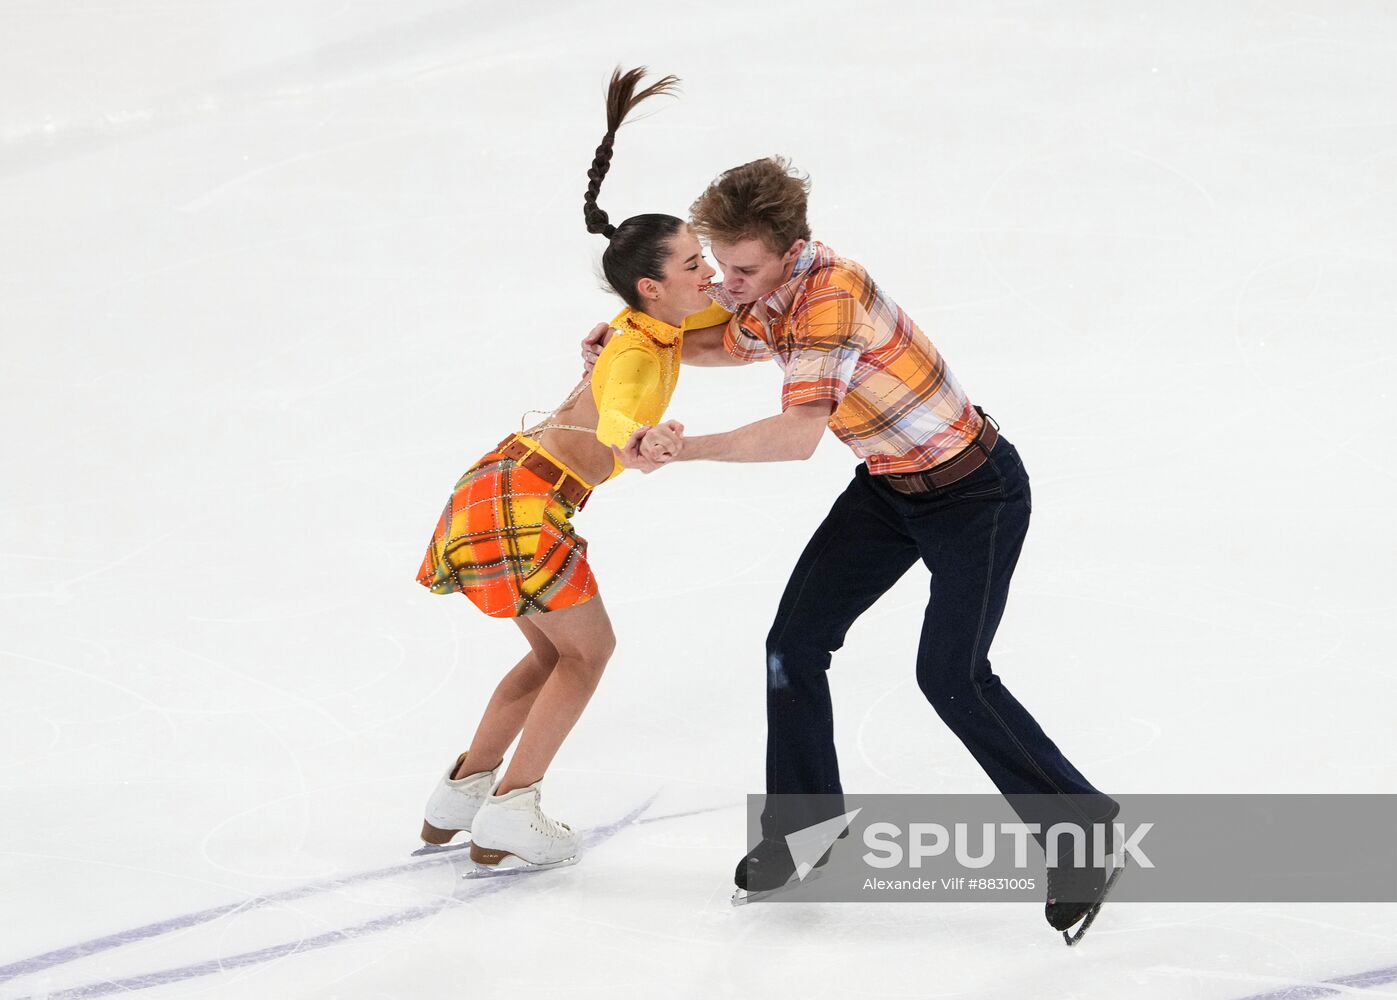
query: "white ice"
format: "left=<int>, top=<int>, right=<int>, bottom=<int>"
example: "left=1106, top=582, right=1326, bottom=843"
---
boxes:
left=3, top=2, right=1396, bottom=998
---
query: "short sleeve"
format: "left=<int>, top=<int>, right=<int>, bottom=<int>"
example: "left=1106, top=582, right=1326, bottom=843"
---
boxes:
left=723, top=315, right=776, bottom=362
left=779, top=286, right=868, bottom=410
left=594, top=347, right=662, bottom=447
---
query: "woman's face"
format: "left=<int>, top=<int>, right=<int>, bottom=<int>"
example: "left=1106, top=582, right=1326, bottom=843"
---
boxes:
left=646, top=226, right=717, bottom=319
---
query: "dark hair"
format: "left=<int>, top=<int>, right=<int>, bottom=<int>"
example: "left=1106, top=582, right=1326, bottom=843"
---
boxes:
left=689, top=156, right=812, bottom=254
left=583, top=66, right=685, bottom=311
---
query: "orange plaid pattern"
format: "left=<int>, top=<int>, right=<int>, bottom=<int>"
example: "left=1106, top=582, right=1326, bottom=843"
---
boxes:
left=415, top=442, right=597, bottom=618
left=722, top=242, right=983, bottom=475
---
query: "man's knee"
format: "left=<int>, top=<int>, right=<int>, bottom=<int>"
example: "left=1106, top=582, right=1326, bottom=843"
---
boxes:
left=764, top=630, right=839, bottom=690
left=765, top=648, right=794, bottom=691
left=916, top=655, right=999, bottom=715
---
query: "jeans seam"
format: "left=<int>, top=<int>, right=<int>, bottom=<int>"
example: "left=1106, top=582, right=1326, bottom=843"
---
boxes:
left=966, top=496, right=1095, bottom=825
left=769, top=494, right=872, bottom=655
left=767, top=489, right=873, bottom=802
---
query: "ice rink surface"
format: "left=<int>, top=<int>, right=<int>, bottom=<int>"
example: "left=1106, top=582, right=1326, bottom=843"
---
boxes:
left=3, top=1, right=1396, bottom=997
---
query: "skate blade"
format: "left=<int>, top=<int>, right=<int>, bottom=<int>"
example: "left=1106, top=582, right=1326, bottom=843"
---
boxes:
left=731, top=867, right=827, bottom=906
left=1062, top=853, right=1128, bottom=947
left=464, top=854, right=581, bottom=878
left=410, top=838, right=472, bottom=857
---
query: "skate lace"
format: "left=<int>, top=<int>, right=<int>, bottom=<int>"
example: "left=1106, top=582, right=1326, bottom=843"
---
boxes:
left=531, top=801, right=572, bottom=840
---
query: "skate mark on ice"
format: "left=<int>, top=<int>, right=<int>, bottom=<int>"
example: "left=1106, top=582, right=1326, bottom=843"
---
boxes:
left=0, top=846, right=492, bottom=989
left=1229, top=962, right=1397, bottom=1000
left=1, top=794, right=728, bottom=997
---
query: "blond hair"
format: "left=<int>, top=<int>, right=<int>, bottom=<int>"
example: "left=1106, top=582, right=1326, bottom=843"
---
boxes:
left=689, top=156, right=811, bottom=254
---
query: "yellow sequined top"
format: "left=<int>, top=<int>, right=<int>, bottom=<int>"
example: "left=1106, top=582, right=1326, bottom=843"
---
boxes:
left=591, top=300, right=732, bottom=480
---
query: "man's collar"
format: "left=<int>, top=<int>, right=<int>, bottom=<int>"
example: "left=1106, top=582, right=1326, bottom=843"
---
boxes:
left=756, top=241, right=825, bottom=315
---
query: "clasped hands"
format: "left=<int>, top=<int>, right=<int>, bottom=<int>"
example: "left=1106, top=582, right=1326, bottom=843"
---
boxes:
left=612, top=420, right=684, bottom=474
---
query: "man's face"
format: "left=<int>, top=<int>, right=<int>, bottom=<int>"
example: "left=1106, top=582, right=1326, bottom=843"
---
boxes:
left=711, top=237, right=806, bottom=305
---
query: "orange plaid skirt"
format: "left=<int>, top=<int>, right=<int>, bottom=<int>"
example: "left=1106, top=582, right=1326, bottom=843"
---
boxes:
left=415, top=440, right=598, bottom=618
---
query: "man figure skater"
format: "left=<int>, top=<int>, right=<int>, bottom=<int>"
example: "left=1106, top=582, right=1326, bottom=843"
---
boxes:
left=586, top=157, right=1121, bottom=938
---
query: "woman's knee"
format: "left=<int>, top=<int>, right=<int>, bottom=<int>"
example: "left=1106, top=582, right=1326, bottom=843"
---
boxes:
left=596, top=623, right=617, bottom=662
left=523, top=647, right=560, bottom=677
left=516, top=620, right=561, bottom=672
left=574, top=619, right=616, bottom=666
left=553, top=650, right=611, bottom=689
left=525, top=598, right=614, bottom=671
left=556, top=626, right=616, bottom=677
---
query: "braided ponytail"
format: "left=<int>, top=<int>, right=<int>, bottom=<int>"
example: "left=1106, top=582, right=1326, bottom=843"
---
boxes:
left=583, top=66, right=680, bottom=239
left=583, top=133, right=617, bottom=238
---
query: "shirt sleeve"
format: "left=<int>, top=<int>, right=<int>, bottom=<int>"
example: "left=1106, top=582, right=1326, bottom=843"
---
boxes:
left=594, top=346, right=663, bottom=448
left=779, top=286, right=869, bottom=411
left=723, top=316, right=776, bottom=362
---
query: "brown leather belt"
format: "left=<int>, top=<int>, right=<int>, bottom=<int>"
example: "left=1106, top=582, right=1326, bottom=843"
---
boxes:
left=496, top=435, right=592, bottom=510
left=879, top=408, right=1000, bottom=495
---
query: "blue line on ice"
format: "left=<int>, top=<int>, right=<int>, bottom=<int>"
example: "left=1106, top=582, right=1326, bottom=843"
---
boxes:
left=2, top=794, right=711, bottom=998
left=1232, top=964, right=1397, bottom=1000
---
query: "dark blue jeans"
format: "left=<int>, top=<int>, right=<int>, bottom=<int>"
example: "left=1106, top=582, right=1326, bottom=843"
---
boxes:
left=761, top=432, right=1117, bottom=839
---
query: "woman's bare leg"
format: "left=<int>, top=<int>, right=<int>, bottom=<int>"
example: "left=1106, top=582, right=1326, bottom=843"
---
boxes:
left=457, top=617, right=560, bottom=778
left=496, top=595, right=616, bottom=793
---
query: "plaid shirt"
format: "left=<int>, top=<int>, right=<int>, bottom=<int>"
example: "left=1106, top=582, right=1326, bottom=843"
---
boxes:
left=719, top=242, right=983, bottom=475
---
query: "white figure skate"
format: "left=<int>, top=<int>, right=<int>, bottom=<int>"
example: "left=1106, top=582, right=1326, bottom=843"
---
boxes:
left=419, top=752, right=497, bottom=848
left=468, top=780, right=581, bottom=872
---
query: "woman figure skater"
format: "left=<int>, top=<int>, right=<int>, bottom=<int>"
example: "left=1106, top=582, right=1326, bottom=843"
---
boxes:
left=413, top=67, right=726, bottom=870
